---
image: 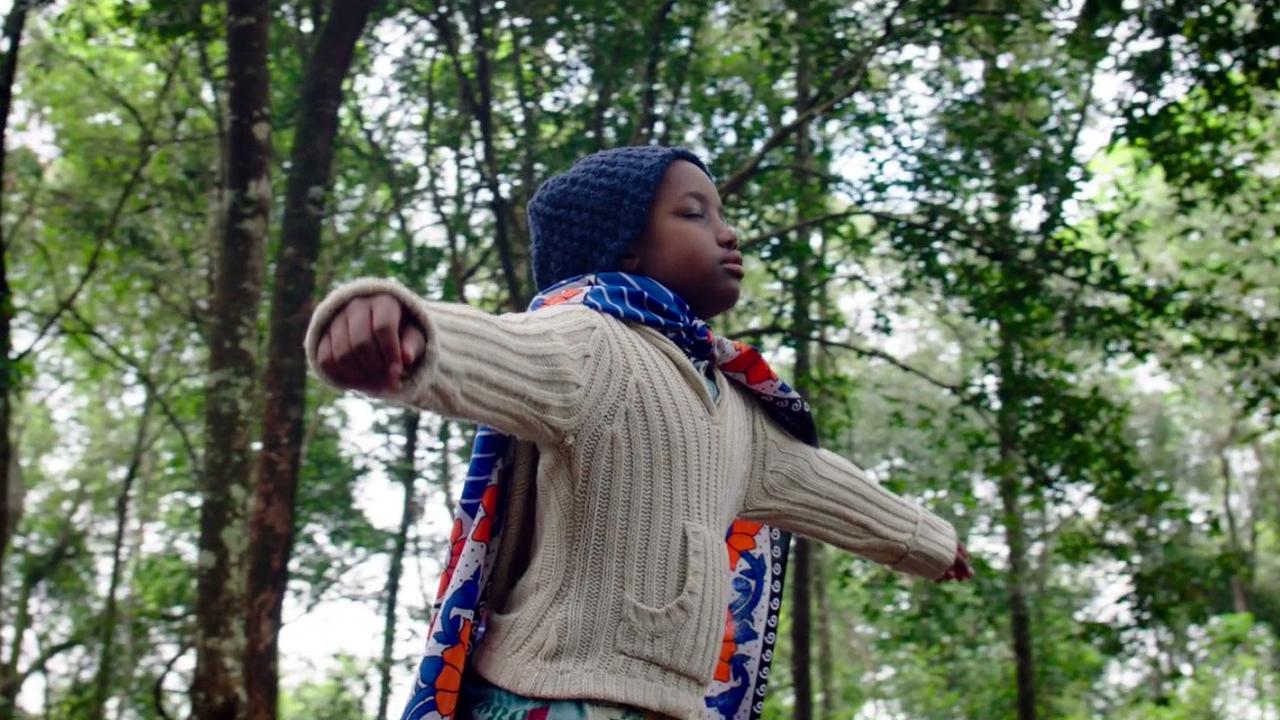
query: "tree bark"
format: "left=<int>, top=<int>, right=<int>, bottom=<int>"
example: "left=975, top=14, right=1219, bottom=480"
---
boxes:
left=628, top=0, right=676, bottom=145
left=813, top=544, right=834, bottom=719
left=0, top=0, right=33, bottom=616
left=996, top=325, right=1037, bottom=720
left=245, top=2, right=378, bottom=719
left=1, top=510, right=82, bottom=719
left=377, top=410, right=420, bottom=720
left=193, top=0, right=272, bottom=717
left=464, top=0, right=528, bottom=306
left=789, top=538, right=814, bottom=720
left=1215, top=424, right=1250, bottom=614
left=89, top=395, right=154, bottom=720
left=787, top=11, right=819, bottom=718
left=427, top=0, right=530, bottom=307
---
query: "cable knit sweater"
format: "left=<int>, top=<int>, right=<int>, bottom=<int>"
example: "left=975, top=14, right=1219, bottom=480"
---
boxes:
left=304, top=278, right=959, bottom=720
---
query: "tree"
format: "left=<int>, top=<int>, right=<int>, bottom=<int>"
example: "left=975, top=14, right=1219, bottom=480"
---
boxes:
left=0, top=0, right=40, bottom=613
left=193, top=0, right=271, bottom=717
left=246, top=2, right=380, bottom=718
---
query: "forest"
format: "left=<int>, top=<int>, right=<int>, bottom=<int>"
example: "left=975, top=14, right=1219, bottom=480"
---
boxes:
left=0, top=0, right=1276, bottom=718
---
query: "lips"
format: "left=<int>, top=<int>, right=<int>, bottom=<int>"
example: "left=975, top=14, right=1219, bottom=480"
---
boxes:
left=722, top=252, right=745, bottom=278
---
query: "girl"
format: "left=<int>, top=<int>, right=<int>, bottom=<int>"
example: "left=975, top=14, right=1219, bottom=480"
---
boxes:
left=306, top=146, right=972, bottom=720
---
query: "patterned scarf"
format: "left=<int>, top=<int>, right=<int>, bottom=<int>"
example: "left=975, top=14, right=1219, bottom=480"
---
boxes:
left=400, top=273, right=818, bottom=720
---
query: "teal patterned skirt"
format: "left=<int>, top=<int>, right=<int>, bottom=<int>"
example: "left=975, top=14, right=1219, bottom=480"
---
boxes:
left=459, top=674, right=672, bottom=720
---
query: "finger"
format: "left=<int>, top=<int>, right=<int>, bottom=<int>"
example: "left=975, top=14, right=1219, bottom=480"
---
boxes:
left=328, top=308, right=358, bottom=387
left=401, top=323, right=427, bottom=368
left=371, top=295, right=403, bottom=389
left=346, top=298, right=388, bottom=389
left=318, top=333, right=340, bottom=384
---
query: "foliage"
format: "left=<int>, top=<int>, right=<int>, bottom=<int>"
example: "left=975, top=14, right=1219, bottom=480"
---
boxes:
left=0, top=0, right=1275, bottom=718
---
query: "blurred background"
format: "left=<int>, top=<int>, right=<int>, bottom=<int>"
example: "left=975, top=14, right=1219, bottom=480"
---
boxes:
left=0, top=0, right=1276, bottom=718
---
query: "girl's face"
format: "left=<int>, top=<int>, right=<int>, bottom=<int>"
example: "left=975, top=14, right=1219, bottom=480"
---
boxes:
left=622, top=160, right=743, bottom=320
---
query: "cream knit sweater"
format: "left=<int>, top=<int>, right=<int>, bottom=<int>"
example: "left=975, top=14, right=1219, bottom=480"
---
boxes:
left=305, top=278, right=959, bottom=720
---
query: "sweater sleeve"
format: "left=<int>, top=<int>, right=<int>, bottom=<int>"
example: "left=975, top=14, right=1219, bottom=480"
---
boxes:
left=304, top=277, right=605, bottom=444
left=740, top=407, right=958, bottom=580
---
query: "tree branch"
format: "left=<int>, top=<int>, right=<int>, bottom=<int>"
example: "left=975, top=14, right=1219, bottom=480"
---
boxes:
left=59, top=308, right=202, bottom=476
left=733, top=325, right=964, bottom=394
left=14, top=50, right=183, bottom=362
left=153, top=641, right=192, bottom=720
left=740, top=210, right=865, bottom=251
left=717, top=0, right=909, bottom=199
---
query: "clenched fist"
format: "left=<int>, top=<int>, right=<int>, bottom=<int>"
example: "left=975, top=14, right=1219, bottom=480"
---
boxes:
left=315, top=293, right=428, bottom=393
left=935, top=542, right=974, bottom=583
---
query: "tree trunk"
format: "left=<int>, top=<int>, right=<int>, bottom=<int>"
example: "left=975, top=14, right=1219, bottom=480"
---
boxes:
left=246, top=2, right=378, bottom=719
left=627, top=0, right=676, bottom=145
left=0, top=578, right=33, bottom=718
left=0, top=0, right=33, bottom=616
left=465, top=0, right=528, bottom=307
left=996, top=325, right=1037, bottom=720
left=789, top=538, right=814, bottom=720
left=787, top=11, right=818, bottom=717
left=193, top=0, right=272, bottom=717
left=813, top=544, right=834, bottom=719
left=377, top=410, right=420, bottom=720
left=90, top=395, right=154, bottom=720
left=424, top=0, right=527, bottom=307
left=0, top=514, right=80, bottom=720
left=437, top=419, right=456, bottom=512
left=116, top=429, right=157, bottom=720
left=1215, top=425, right=1250, bottom=614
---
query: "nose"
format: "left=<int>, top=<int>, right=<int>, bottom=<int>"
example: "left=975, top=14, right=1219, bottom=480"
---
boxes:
left=717, top=220, right=739, bottom=250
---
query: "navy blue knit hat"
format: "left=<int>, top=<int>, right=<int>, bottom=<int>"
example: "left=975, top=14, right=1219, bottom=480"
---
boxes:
left=528, top=146, right=712, bottom=291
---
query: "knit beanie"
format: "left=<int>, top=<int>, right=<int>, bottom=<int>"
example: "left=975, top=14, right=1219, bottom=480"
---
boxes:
left=528, top=146, right=712, bottom=291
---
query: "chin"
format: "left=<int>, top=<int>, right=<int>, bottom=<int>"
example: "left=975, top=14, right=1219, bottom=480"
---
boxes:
left=699, top=289, right=741, bottom=320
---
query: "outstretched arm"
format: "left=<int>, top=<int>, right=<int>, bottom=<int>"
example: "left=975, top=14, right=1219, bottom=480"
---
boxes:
left=305, top=277, right=606, bottom=444
left=741, top=408, right=969, bottom=582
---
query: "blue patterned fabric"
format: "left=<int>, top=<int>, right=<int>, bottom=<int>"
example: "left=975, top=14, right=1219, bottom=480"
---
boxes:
left=400, top=273, right=818, bottom=720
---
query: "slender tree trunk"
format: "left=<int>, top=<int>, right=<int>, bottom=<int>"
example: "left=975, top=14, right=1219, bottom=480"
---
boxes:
left=510, top=21, right=539, bottom=216
left=246, top=2, right=378, bottom=719
left=813, top=544, right=834, bottom=719
left=0, top=578, right=32, bottom=718
left=117, top=433, right=156, bottom=720
left=0, top=0, right=33, bottom=615
left=996, top=325, right=1037, bottom=720
left=789, top=538, right=814, bottom=720
left=193, top=0, right=272, bottom=717
left=426, top=1, right=527, bottom=307
left=1216, top=434, right=1250, bottom=614
left=628, top=0, right=676, bottom=145
left=0, top=516, right=79, bottom=720
left=787, top=12, right=818, bottom=717
left=465, top=0, right=528, bottom=306
left=438, top=419, right=456, bottom=512
left=377, top=410, right=420, bottom=720
left=90, top=396, right=154, bottom=720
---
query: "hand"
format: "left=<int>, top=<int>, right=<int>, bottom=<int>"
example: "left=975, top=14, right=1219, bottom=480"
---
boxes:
left=935, top=542, right=974, bottom=583
left=315, top=293, right=427, bottom=393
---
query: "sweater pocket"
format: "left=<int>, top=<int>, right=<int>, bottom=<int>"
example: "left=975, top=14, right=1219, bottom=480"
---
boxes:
left=616, top=522, right=724, bottom=682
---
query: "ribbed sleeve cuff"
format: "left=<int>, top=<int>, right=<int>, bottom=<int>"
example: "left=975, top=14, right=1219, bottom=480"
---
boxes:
left=303, top=276, right=440, bottom=399
left=889, top=506, right=958, bottom=580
